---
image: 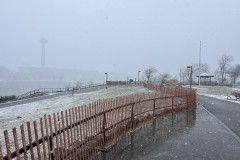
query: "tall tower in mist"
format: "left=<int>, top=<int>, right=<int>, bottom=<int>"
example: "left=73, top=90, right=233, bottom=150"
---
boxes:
left=39, top=37, right=48, bottom=68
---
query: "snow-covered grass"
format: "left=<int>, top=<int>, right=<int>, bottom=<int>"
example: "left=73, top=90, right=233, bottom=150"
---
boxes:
left=185, top=85, right=240, bottom=104
left=0, top=85, right=152, bottom=156
left=0, top=85, right=151, bottom=135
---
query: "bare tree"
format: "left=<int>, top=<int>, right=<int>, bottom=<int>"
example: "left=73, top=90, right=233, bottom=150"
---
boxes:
left=218, top=54, right=233, bottom=83
left=193, top=63, right=210, bottom=76
left=214, top=69, right=221, bottom=83
left=74, top=80, right=84, bottom=90
left=228, top=64, right=240, bottom=84
left=144, top=67, right=157, bottom=82
left=159, top=72, right=171, bottom=84
left=179, top=67, right=190, bottom=83
left=168, top=76, right=179, bottom=84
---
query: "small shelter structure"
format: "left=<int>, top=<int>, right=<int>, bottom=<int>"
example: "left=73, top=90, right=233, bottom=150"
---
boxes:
left=196, top=73, right=217, bottom=86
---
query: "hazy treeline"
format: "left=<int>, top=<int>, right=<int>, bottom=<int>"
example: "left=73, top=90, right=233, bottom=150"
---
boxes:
left=0, top=66, right=129, bottom=83
left=143, top=54, right=240, bottom=85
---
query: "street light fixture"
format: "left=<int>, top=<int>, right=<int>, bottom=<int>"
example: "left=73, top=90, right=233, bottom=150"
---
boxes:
left=105, top=73, right=108, bottom=89
left=138, top=71, right=141, bottom=85
left=187, top=66, right=193, bottom=88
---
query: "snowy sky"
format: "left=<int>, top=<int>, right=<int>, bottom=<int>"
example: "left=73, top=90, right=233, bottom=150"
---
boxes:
left=0, top=0, right=240, bottom=76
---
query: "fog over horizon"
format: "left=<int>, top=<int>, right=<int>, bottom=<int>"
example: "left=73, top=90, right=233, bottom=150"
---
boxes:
left=1, top=0, right=240, bottom=80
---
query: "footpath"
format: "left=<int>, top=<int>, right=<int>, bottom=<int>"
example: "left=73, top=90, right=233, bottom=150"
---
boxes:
left=98, top=104, right=240, bottom=160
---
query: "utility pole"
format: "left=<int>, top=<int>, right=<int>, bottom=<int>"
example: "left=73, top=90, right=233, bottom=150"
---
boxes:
left=198, top=40, right=201, bottom=86
left=187, top=66, right=193, bottom=88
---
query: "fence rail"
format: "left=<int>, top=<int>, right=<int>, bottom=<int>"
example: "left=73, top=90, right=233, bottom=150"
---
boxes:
left=0, top=83, right=196, bottom=160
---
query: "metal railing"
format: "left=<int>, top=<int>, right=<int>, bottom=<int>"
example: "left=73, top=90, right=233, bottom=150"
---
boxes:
left=17, top=83, right=105, bottom=100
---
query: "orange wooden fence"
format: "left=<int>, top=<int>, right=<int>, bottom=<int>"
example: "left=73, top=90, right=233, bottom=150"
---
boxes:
left=0, top=84, right=196, bottom=160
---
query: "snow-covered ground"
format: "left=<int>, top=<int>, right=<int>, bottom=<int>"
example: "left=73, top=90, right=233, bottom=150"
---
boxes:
left=0, top=85, right=152, bottom=154
left=186, top=85, right=240, bottom=104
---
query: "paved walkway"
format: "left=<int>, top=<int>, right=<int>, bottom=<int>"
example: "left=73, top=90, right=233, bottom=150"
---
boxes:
left=198, top=95, right=240, bottom=137
left=98, top=105, right=240, bottom=160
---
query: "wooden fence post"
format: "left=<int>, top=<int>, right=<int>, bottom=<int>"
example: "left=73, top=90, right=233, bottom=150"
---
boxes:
left=33, top=121, right=41, bottom=160
left=20, top=125, right=28, bottom=160
left=27, top=122, right=35, bottom=160
left=12, top=128, right=20, bottom=160
left=48, top=115, right=55, bottom=160
left=102, top=111, right=107, bottom=147
left=131, top=104, right=134, bottom=130
left=153, top=99, right=156, bottom=118
left=0, top=141, right=3, bottom=160
left=4, top=130, right=12, bottom=160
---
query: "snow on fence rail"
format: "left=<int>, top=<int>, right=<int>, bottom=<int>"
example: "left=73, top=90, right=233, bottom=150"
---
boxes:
left=0, top=83, right=196, bottom=160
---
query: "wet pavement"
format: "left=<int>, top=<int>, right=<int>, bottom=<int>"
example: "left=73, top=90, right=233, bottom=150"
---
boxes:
left=97, top=105, right=240, bottom=160
left=198, top=95, right=240, bottom=138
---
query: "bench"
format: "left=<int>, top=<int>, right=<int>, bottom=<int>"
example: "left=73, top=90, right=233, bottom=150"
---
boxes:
left=227, top=92, right=240, bottom=100
left=232, top=92, right=240, bottom=100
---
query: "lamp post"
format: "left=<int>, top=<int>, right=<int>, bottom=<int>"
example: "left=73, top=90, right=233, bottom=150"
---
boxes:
left=105, top=73, right=108, bottom=89
left=138, top=71, right=141, bottom=85
left=187, top=66, right=193, bottom=88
